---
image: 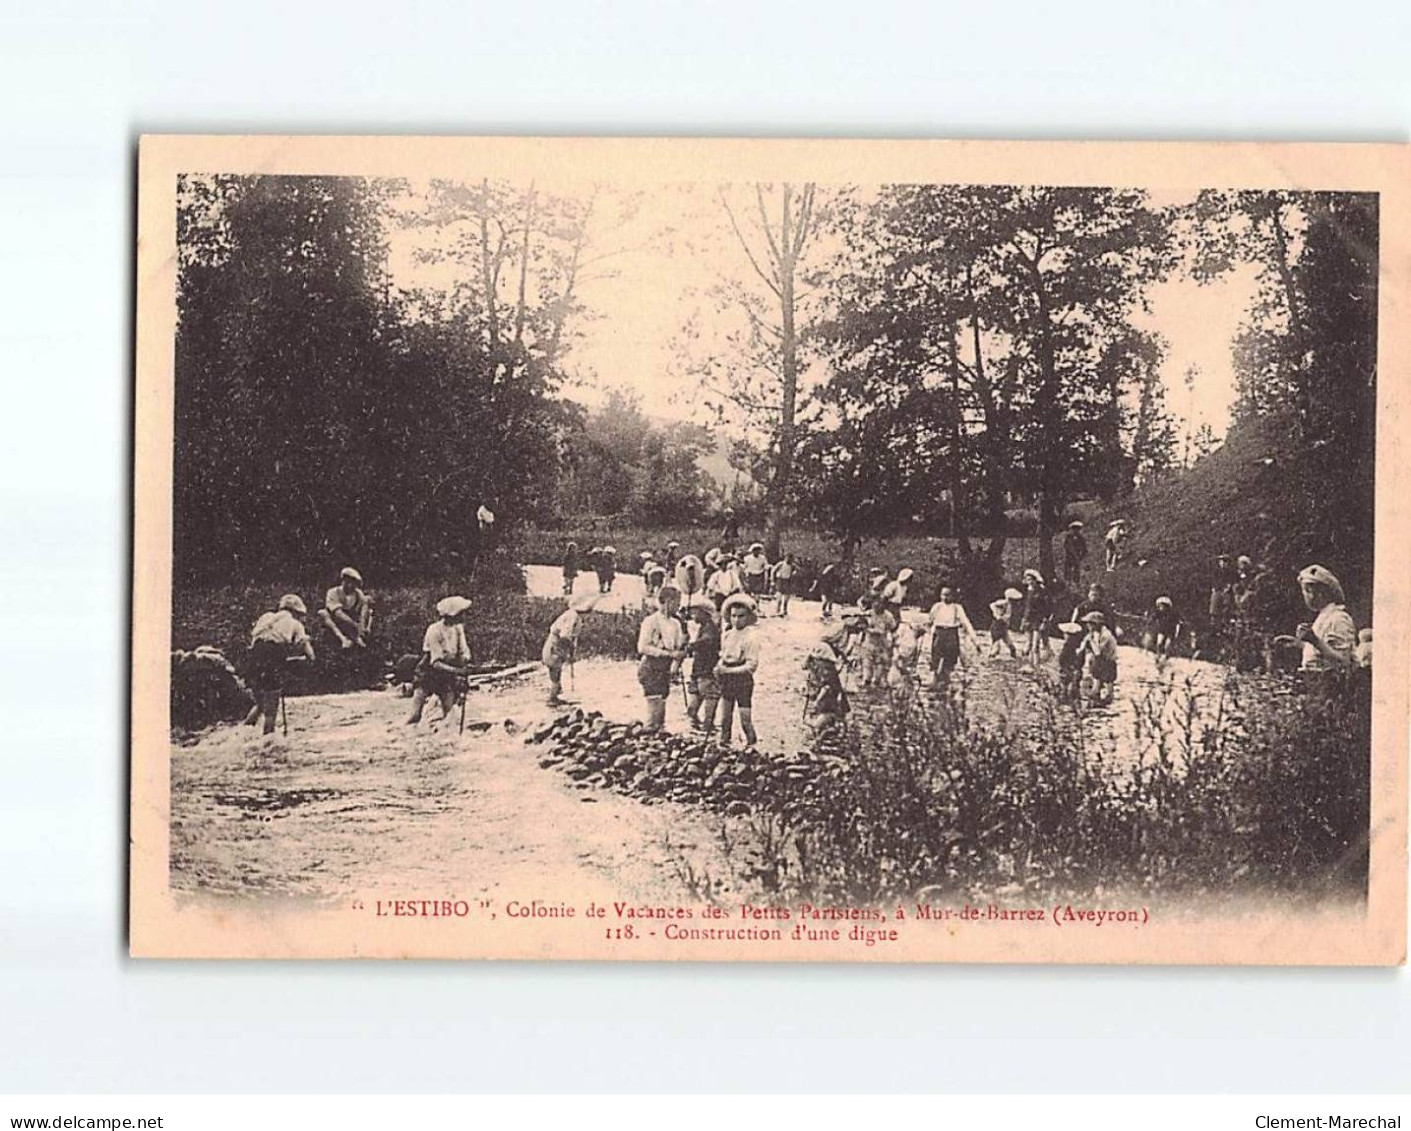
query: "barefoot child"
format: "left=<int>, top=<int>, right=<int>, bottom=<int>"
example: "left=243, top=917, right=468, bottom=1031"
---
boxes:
left=1020, top=571, right=1053, bottom=662
left=813, top=562, right=842, bottom=620
left=860, top=598, right=898, bottom=689
left=771, top=552, right=797, bottom=616
left=889, top=620, right=922, bottom=704
left=596, top=545, right=617, bottom=593
left=542, top=594, right=596, bottom=706
left=407, top=596, right=473, bottom=724
left=243, top=594, right=316, bottom=734
left=1150, top=595, right=1179, bottom=662
left=685, top=603, right=722, bottom=735
left=1056, top=621, right=1084, bottom=702
left=716, top=594, right=762, bottom=746
left=927, top=586, right=979, bottom=686
left=562, top=541, right=580, bottom=595
left=804, top=639, right=850, bottom=739
left=989, top=588, right=1022, bottom=659
left=637, top=583, right=688, bottom=732
left=1080, top=610, right=1119, bottom=705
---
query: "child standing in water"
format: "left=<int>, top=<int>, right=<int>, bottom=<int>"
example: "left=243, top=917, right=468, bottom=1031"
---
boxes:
left=988, top=588, right=1022, bottom=659
left=813, top=562, right=842, bottom=620
left=859, top=597, right=898, bottom=689
left=1080, top=611, right=1119, bottom=705
left=562, top=541, right=580, bottom=596
left=771, top=552, right=797, bottom=617
left=1150, top=595, right=1179, bottom=663
left=716, top=595, right=761, bottom=746
left=888, top=620, right=922, bottom=705
left=927, top=586, right=979, bottom=686
left=685, top=604, right=722, bottom=736
left=1056, top=621, right=1085, bottom=702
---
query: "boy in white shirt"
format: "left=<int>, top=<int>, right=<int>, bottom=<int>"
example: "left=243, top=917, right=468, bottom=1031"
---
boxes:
left=243, top=594, right=316, bottom=734
left=716, top=596, right=762, bottom=746
left=407, top=596, right=473, bottom=725
left=927, top=586, right=979, bottom=684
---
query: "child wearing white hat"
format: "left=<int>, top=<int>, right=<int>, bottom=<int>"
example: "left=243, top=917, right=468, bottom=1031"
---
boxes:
left=407, top=596, right=472, bottom=724
left=988, top=589, right=1023, bottom=659
left=243, top=594, right=315, bottom=734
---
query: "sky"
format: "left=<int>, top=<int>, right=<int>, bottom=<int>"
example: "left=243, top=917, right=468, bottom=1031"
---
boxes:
left=387, top=181, right=1262, bottom=445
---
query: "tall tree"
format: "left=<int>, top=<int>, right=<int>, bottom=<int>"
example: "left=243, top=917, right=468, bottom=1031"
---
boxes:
left=690, top=183, right=820, bottom=558
left=1190, top=190, right=1378, bottom=581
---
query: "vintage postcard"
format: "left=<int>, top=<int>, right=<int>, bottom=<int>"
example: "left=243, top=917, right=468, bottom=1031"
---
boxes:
left=132, top=135, right=1408, bottom=962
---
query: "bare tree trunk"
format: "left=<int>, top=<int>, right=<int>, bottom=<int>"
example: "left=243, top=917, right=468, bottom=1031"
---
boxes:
left=721, top=183, right=816, bottom=562
left=478, top=179, right=500, bottom=359
left=512, top=184, right=537, bottom=353
left=945, top=333, right=972, bottom=557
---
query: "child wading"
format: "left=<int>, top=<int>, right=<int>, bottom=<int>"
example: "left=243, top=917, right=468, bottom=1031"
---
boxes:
left=1019, top=570, right=1053, bottom=662
left=803, top=639, right=850, bottom=740
left=636, top=583, right=688, bottom=732
left=407, top=596, right=473, bottom=724
left=716, top=594, right=762, bottom=746
left=741, top=542, right=770, bottom=597
left=888, top=620, right=922, bottom=705
left=542, top=594, right=596, bottom=706
left=1056, top=621, right=1084, bottom=702
left=596, top=545, right=617, bottom=594
left=989, top=588, right=1023, bottom=659
left=880, top=567, right=914, bottom=622
left=859, top=598, right=898, bottom=689
left=643, top=561, right=668, bottom=608
left=562, top=541, right=580, bottom=596
left=1148, top=595, right=1179, bottom=663
left=927, top=586, right=979, bottom=687
left=1080, top=610, right=1119, bottom=705
left=243, top=594, right=316, bottom=735
left=706, top=554, right=743, bottom=610
left=1063, top=520, right=1087, bottom=585
left=813, top=562, right=842, bottom=620
left=771, top=552, right=797, bottom=616
left=685, top=603, right=722, bottom=735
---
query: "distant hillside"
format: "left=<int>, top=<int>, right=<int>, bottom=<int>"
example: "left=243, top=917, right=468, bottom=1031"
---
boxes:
left=1072, top=411, right=1372, bottom=631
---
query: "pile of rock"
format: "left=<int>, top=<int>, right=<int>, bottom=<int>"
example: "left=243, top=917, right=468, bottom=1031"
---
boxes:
left=526, top=709, right=852, bottom=816
left=171, top=646, right=252, bottom=733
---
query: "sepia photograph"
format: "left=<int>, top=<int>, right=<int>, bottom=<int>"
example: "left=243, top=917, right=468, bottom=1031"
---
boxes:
left=130, top=136, right=1408, bottom=962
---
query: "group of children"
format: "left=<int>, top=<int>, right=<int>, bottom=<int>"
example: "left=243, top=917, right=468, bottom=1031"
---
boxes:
left=633, top=584, right=763, bottom=745
left=562, top=537, right=803, bottom=618
left=561, top=542, right=620, bottom=595
left=240, top=566, right=480, bottom=734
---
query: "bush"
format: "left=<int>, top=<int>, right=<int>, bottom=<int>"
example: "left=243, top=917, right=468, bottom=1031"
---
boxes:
left=701, top=674, right=1371, bottom=906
